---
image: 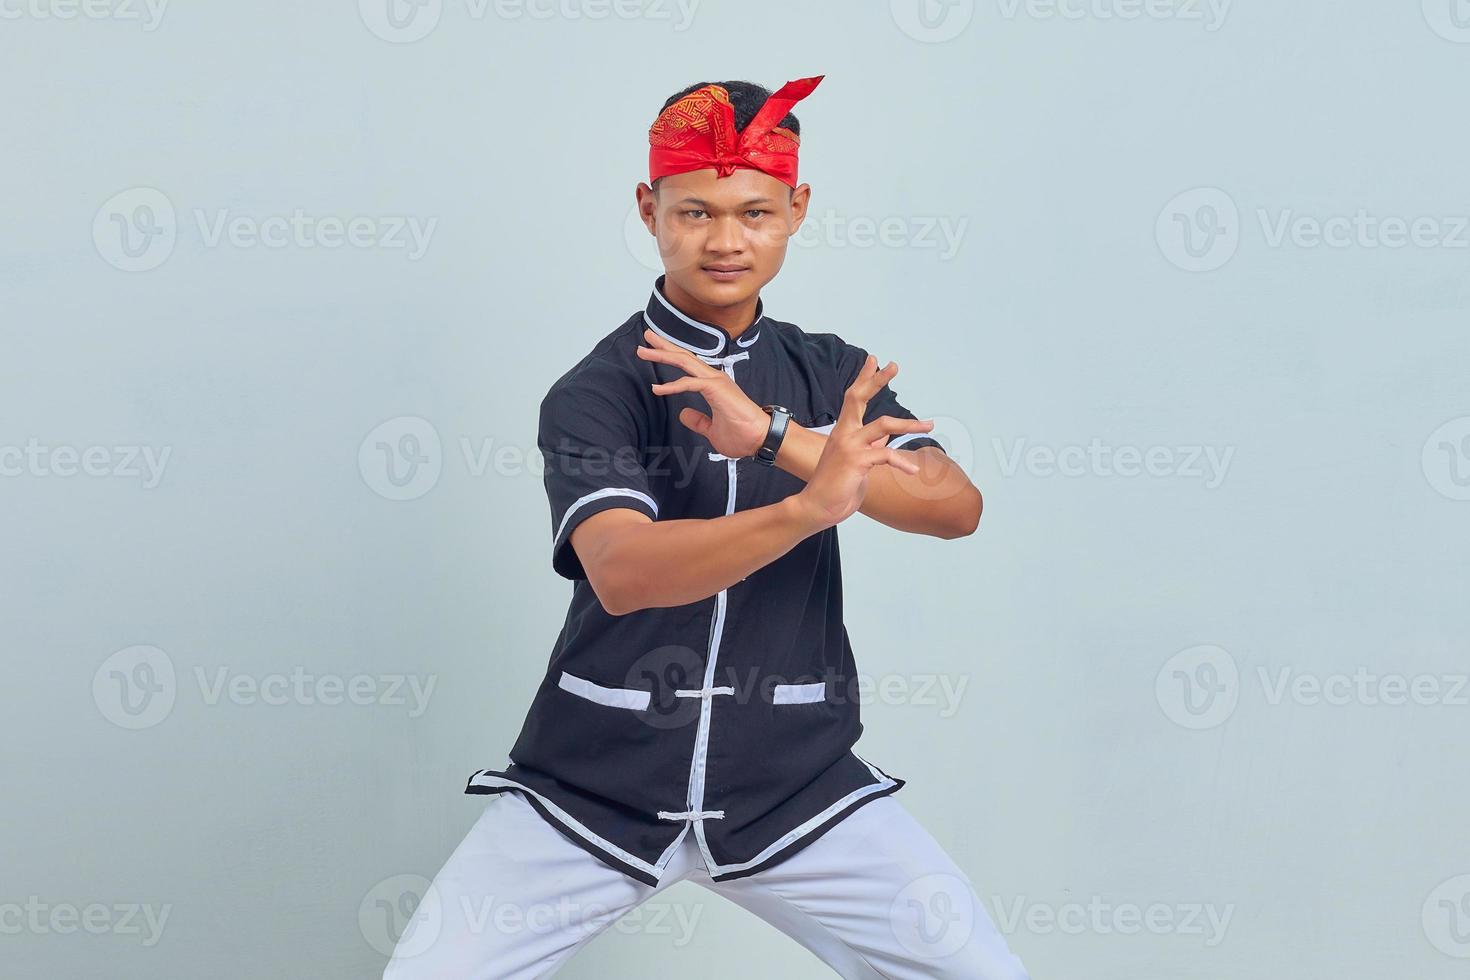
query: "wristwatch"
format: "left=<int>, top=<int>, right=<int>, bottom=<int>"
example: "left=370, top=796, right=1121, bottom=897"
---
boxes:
left=755, top=405, right=791, bottom=466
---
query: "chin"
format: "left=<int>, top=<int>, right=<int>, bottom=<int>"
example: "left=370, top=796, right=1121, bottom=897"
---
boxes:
left=694, top=271, right=766, bottom=305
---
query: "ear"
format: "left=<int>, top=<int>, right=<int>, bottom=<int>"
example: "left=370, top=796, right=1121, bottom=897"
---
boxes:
left=788, top=182, right=811, bottom=233
left=635, top=182, right=658, bottom=234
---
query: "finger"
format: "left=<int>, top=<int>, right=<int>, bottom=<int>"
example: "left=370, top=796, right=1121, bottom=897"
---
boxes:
left=638, top=330, right=722, bottom=377
left=833, top=355, right=881, bottom=431
left=884, top=449, right=922, bottom=475
left=855, top=415, right=933, bottom=445
left=678, top=407, right=713, bottom=437
left=650, top=376, right=715, bottom=396
left=837, top=358, right=903, bottom=430
left=856, top=446, right=921, bottom=476
left=640, top=348, right=723, bottom=380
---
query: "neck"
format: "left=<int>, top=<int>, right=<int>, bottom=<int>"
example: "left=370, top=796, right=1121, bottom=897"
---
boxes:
left=662, top=276, right=759, bottom=339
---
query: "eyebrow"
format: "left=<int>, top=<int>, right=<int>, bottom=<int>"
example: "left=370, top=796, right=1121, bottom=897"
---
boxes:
left=673, top=197, right=778, bottom=208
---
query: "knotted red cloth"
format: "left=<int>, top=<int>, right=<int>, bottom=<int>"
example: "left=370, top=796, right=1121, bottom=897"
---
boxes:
left=648, top=75, right=824, bottom=189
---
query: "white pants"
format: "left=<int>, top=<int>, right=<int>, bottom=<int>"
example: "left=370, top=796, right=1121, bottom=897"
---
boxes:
left=383, top=790, right=1029, bottom=979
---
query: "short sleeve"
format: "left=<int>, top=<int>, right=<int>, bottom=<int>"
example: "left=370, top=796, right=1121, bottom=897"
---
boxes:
left=538, top=383, right=658, bottom=580
left=838, top=343, right=948, bottom=455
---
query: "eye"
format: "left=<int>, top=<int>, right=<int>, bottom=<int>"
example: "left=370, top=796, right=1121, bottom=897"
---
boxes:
left=682, top=209, right=707, bottom=219
left=745, top=210, right=767, bottom=219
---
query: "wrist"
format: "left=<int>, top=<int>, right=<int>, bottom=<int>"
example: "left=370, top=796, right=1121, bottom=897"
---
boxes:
left=781, top=491, right=830, bottom=537
left=752, top=404, right=791, bottom=464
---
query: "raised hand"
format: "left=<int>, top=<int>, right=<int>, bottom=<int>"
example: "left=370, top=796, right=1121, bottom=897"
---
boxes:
left=793, top=355, right=936, bottom=532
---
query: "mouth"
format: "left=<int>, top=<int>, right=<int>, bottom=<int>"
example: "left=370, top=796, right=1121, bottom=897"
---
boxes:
left=701, top=265, right=750, bottom=281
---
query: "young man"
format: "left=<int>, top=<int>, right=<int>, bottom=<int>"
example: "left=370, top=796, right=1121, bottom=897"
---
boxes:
left=383, top=75, right=1029, bottom=980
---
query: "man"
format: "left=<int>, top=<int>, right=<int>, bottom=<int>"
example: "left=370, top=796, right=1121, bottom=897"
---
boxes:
left=384, top=75, right=1029, bottom=979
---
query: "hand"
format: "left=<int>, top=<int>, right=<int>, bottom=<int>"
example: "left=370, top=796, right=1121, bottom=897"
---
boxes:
left=637, top=327, right=769, bottom=458
left=792, top=355, right=936, bottom=532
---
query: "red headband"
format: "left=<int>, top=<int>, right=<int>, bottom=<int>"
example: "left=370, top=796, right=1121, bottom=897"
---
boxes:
left=648, top=75, right=824, bottom=189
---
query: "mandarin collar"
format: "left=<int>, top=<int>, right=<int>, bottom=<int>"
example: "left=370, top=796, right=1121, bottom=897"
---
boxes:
left=643, top=274, right=764, bottom=359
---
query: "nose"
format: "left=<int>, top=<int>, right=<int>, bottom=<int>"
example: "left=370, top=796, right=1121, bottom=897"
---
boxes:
left=706, top=212, right=745, bottom=254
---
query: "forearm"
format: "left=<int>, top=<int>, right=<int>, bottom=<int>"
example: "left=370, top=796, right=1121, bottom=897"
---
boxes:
left=590, top=496, right=823, bottom=614
left=774, top=424, right=981, bottom=537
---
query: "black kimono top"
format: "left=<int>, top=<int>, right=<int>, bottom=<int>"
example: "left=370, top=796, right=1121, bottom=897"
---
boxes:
left=466, top=274, right=948, bottom=885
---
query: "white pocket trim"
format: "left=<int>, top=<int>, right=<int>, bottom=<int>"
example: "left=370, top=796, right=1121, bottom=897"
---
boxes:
left=558, top=670, right=650, bottom=711
left=772, top=681, right=827, bottom=705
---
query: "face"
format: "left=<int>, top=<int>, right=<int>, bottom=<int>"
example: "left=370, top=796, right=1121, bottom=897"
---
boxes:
left=635, top=167, right=810, bottom=313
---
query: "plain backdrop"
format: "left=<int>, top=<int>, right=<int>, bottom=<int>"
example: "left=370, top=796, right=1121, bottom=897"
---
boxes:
left=3, top=1, right=1468, bottom=977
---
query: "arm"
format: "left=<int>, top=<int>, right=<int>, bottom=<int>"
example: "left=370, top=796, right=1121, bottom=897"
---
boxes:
left=636, top=327, right=981, bottom=540
left=574, top=351, right=922, bottom=615
left=771, top=422, right=981, bottom=539
left=570, top=497, right=819, bottom=615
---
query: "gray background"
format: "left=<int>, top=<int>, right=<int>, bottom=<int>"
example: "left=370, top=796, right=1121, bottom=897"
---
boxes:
left=3, top=1, right=1468, bottom=977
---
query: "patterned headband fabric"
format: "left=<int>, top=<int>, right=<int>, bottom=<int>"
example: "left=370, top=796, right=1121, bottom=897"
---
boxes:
left=648, top=75, right=825, bottom=189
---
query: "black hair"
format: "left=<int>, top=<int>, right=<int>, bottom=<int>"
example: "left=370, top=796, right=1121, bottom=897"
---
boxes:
left=651, top=80, right=802, bottom=192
